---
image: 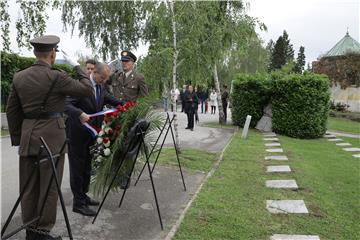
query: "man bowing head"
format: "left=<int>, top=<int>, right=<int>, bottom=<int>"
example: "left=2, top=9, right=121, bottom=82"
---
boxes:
left=65, top=62, right=123, bottom=216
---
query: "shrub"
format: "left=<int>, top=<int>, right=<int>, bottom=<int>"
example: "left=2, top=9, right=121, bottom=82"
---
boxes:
left=330, top=101, right=349, bottom=112
left=1, top=51, right=74, bottom=110
left=231, top=74, right=270, bottom=128
left=271, top=73, right=330, bottom=138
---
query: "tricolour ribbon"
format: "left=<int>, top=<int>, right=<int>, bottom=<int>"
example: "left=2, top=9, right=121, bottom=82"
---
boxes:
left=82, top=108, right=118, bottom=139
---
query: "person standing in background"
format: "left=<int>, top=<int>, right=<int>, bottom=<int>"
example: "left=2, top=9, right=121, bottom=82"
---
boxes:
left=210, top=89, right=217, bottom=114
left=222, top=85, right=229, bottom=123
left=180, top=84, right=187, bottom=112
left=85, top=59, right=96, bottom=75
left=184, top=85, right=199, bottom=131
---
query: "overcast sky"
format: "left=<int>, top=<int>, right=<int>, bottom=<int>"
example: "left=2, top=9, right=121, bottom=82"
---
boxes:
left=3, top=0, right=359, bottom=65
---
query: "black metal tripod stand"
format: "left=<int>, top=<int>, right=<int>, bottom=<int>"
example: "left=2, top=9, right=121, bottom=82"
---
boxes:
left=134, top=112, right=186, bottom=191
left=92, top=120, right=164, bottom=230
left=1, top=137, right=73, bottom=240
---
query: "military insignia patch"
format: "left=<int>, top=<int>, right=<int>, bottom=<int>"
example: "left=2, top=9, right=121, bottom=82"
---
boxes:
left=122, top=51, right=128, bottom=56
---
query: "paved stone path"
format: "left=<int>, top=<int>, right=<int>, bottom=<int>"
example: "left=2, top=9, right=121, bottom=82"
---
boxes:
left=266, top=180, right=298, bottom=189
left=263, top=132, right=319, bottom=239
left=266, top=200, right=309, bottom=214
left=326, top=130, right=360, bottom=139
left=270, top=234, right=320, bottom=240
left=324, top=133, right=360, bottom=158
left=266, top=165, right=291, bottom=173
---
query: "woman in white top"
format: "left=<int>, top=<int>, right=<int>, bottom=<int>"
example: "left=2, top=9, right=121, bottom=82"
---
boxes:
left=209, top=89, right=217, bottom=114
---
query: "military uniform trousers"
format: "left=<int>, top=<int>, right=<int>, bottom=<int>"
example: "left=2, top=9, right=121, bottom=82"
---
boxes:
left=20, top=154, right=64, bottom=231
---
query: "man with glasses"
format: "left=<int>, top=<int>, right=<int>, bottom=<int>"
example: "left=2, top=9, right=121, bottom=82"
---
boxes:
left=107, top=50, right=148, bottom=102
left=65, top=63, right=123, bottom=217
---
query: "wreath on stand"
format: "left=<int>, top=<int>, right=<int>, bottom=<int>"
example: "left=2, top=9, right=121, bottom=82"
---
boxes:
left=90, top=99, right=164, bottom=196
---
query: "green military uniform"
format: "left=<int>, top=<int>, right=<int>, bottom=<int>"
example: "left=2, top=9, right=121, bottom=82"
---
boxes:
left=6, top=35, right=93, bottom=236
left=109, top=70, right=148, bottom=102
left=108, top=50, right=148, bottom=102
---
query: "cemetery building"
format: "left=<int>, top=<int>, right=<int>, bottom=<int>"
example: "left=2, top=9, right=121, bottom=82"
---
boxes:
left=312, top=31, right=360, bottom=112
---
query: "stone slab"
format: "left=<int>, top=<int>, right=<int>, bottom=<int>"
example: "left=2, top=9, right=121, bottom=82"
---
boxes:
left=266, top=180, right=298, bottom=189
left=270, top=234, right=320, bottom=240
left=323, top=134, right=336, bottom=138
left=327, top=138, right=343, bottom=142
left=264, top=133, right=277, bottom=137
left=263, top=138, right=279, bottom=141
left=343, top=147, right=360, bottom=152
left=266, top=200, right=309, bottom=214
left=265, top=156, right=288, bottom=161
left=353, top=154, right=360, bottom=158
left=266, top=165, right=291, bottom=173
left=335, top=142, right=352, bottom=146
left=265, top=143, right=281, bottom=147
left=266, top=148, right=283, bottom=153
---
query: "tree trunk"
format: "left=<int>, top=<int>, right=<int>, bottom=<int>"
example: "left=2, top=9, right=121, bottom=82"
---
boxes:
left=169, top=0, right=181, bottom=152
left=213, top=63, right=225, bottom=124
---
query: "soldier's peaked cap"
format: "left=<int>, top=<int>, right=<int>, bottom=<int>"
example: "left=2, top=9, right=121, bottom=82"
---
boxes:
left=121, top=50, right=137, bottom=62
left=30, top=35, right=60, bottom=52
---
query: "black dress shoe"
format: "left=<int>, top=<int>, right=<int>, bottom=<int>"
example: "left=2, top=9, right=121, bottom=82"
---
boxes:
left=86, top=197, right=100, bottom=206
left=185, top=127, right=190, bottom=129
left=73, top=205, right=97, bottom=216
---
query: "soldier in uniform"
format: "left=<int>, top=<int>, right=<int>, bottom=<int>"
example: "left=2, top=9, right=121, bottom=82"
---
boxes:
left=107, top=50, right=148, bottom=102
left=6, top=35, right=93, bottom=240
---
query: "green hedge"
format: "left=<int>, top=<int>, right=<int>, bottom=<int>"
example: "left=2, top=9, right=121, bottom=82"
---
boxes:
left=231, top=74, right=270, bottom=128
left=1, top=51, right=74, bottom=110
left=271, top=73, right=330, bottom=138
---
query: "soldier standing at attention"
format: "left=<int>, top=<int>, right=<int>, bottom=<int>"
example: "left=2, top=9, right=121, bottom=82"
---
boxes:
left=107, top=50, right=148, bottom=102
left=6, top=35, right=93, bottom=240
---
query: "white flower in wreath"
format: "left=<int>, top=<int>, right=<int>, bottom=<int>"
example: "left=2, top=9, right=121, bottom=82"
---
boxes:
left=104, top=148, right=111, bottom=156
left=104, top=127, right=112, bottom=134
left=98, top=130, right=105, bottom=137
left=104, top=141, right=111, bottom=147
left=97, top=137, right=103, bottom=144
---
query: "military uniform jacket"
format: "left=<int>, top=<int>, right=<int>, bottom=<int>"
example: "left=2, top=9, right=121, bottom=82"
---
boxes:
left=108, top=70, right=148, bottom=102
left=6, top=60, right=93, bottom=157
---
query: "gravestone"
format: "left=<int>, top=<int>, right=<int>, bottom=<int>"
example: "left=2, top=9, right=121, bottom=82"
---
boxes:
left=241, top=115, right=252, bottom=139
left=266, top=200, right=308, bottom=214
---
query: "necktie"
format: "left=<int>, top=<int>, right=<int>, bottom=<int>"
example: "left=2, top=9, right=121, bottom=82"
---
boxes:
left=96, top=84, right=101, bottom=105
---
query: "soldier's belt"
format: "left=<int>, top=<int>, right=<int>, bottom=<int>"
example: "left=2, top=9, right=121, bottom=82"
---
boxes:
left=24, top=112, right=64, bottom=119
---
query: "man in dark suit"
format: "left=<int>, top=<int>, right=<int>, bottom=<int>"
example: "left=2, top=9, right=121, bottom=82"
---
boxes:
left=7, top=35, right=93, bottom=240
left=184, top=85, right=199, bottom=131
left=65, top=63, right=123, bottom=216
left=107, top=50, right=148, bottom=102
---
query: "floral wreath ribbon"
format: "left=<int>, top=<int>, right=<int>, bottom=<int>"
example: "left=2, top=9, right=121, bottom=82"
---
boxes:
left=82, top=109, right=118, bottom=139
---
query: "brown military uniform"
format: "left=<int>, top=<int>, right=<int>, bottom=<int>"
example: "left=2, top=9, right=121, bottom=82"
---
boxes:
left=6, top=60, right=93, bottom=231
left=108, top=70, right=148, bottom=102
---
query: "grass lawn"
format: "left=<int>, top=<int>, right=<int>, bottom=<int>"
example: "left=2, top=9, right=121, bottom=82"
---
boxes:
left=154, top=147, right=217, bottom=173
left=174, top=131, right=359, bottom=239
left=327, top=117, right=360, bottom=134
left=339, top=137, right=360, bottom=148
left=1, top=129, right=9, bottom=136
